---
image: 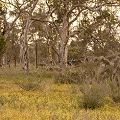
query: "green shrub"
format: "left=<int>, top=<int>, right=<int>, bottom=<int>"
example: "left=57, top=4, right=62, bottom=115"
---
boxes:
left=81, top=82, right=107, bottom=109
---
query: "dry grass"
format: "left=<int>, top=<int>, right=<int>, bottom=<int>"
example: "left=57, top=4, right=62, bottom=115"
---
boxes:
left=0, top=66, right=120, bottom=120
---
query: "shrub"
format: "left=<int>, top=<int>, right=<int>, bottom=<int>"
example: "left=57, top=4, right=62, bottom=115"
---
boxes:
left=81, top=82, right=107, bottom=109
left=109, top=76, right=120, bottom=103
left=53, top=67, right=83, bottom=84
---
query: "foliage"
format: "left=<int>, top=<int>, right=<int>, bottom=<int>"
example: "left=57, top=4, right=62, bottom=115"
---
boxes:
left=53, top=60, right=100, bottom=84
left=109, top=77, right=120, bottom=103
left=53, top=67, right=83, bottom=84
left=81, top=82, right=107, bottom=109
left=54, top=50, right=120, bottom=107
left=68, top=40, right=89, bottom=60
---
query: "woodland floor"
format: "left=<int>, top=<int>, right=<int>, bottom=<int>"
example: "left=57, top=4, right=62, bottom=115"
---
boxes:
left=0, top=65, right=120, bottom=120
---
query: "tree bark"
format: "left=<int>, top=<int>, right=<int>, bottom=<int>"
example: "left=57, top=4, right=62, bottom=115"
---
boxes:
left=20, top=43, right=24, bottom=65
left=23, top=17, right=30, bottom=74
left=59, top=15, right=69, bottom=67
left=56, top=41, right=60, bottom=63
left=64, top=45, right=68, bottom=67
left=0, top=56, right=2, bottom=67
left=35, top=40, right=38, bottom=68
left=48, top=44, right=52, bottom=65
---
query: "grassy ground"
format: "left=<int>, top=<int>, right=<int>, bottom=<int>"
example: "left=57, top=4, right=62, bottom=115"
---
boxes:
left=0, top=65, right=120, bottom=120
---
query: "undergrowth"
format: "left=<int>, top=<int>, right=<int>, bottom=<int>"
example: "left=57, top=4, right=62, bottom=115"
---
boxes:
left=0, top=65, right=120, bottom=119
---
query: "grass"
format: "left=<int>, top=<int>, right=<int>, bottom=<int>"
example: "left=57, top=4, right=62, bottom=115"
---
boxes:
left=0, top=65, right=120, bottom=120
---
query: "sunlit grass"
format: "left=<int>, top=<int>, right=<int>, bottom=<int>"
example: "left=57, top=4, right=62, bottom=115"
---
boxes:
left=0, top=66, right=120, bottom=120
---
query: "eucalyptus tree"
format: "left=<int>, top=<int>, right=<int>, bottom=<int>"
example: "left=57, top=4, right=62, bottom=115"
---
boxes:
left=1, top=0, right=40, bottom=74
left=32, top=0, right=120, bottom=67
left=22, top=0, right=39, bottom=74
left=31, top=20, right=60, bottom=65
left=0, top=0, right=25, bottom=38
left=0, top=1, right=42, bottom=70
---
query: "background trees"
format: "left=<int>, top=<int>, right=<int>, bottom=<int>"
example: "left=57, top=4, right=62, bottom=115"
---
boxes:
left=0, top=0, right=120, bottom=73
left=36, top=0, right=120, bottom=67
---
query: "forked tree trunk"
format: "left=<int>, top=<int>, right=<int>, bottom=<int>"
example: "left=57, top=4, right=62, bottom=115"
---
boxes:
left=23, top=0, right=39, bottom=74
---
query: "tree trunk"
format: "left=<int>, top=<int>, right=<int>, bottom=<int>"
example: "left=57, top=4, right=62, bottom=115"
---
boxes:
left=23, top=17, right=30, bottom=74
left=64, top=45, right=68, bottom=67
left=0, top=56, right=2, bottom=67
left=59, top=15, right=69, bottom=67
left=2, top=55, right=5, bottom=66
left=35, top=40, right=38, bottom=68
left=59, top=42, right=64, bottom=66
left=48, top=45, right=52, bottom=65
left=23, top=0, right=38, bottom=74
left=14, top=55, right=17, bottom=67
left=56, top=41, right=60, bottom=63
left=20, top=43, right=24, bottom=65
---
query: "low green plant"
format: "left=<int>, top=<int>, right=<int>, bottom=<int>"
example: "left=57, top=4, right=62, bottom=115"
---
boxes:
left=81, top=82, right=107, bottom=109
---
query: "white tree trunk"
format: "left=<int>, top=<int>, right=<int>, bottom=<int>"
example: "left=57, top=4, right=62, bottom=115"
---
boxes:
left=59, top=41, right=64, bottom=66
left=64, top=45, right=68, bottom=67
left=23, top=17, right=30, bottom=74
left=59, top=15, right=69, bottom=67
left=20, top=43, right=24, bottom=65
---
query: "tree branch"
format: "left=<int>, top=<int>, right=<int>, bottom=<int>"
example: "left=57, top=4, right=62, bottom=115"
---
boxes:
left=80, top=3, right=105, bottom=11
left=68, top=8, right=84, bottom=26
left=46, top=42, right=59, bottom=56
left=0, top=0, right=20, bottom=9
left=70, top=26, right=100, bottom=43
left=29, top=0, right=39, bottom=15
left=31, top=17, right=53, bottom=23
